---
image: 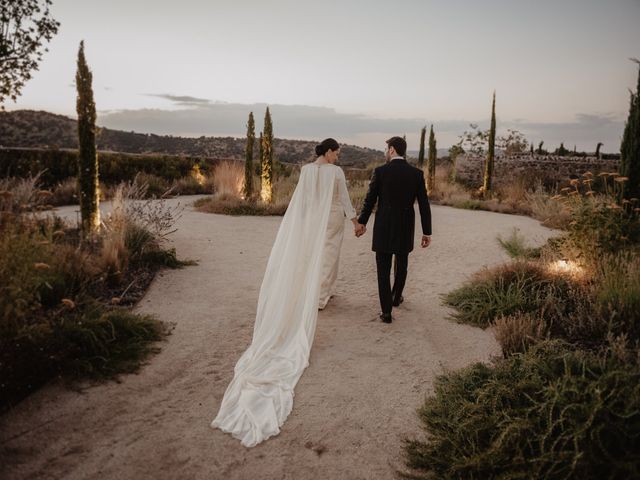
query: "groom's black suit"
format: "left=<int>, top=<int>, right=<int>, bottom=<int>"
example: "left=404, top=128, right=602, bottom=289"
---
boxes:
left=358, top=157, right=432, bottom=315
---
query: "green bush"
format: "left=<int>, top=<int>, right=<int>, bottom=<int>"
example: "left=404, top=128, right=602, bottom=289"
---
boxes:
left=0, top=210, right=182, bottom=410
left=1, top=299, right=167, bottom=410
left=443, top=262, right=574, bottom=328
left=141, top=247, right=195, bottom=268
left=403, top=341, right=640, bottom=480
left=0, top=220, right=171, bottom=410
left=0, top=220, right=86, bottom=325
left=54, top=303, right=167, bottom=377
left=497, top=228, right=542, bottom=259
left=0, top=147, right=216, bottom=187
left=561, top=195, right=640, bottom=265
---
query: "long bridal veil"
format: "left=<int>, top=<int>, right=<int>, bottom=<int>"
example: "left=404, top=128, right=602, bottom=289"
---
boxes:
left=211, top=163, right=337, bottom=447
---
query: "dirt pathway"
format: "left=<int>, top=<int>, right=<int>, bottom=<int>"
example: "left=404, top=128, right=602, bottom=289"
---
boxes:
left=0, top=197, right=557, bottom=479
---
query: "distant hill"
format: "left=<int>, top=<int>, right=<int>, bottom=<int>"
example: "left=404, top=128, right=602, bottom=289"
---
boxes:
left=407, top=149, right=451, bottom=159
left=0, top=110, right=383, bottom=168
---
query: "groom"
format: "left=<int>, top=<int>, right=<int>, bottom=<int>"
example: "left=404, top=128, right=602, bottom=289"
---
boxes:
left=356, top=136, right=432, bottom=323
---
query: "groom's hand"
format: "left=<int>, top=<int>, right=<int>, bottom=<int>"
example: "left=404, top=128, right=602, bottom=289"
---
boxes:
left=421, top=235, right=431, bottom=248
left=355, top=223, right=366, bottom=237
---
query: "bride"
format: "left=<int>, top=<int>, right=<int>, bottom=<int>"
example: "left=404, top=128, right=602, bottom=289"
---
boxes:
left=211, top=138, right=359, bottom=447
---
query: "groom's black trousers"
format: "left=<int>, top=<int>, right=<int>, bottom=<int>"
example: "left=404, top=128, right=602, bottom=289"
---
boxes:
left=375, top=252, right=409, bottom=315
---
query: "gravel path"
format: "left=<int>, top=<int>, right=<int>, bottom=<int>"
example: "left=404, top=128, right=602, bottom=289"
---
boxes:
left=0, top=197, right=557, bottom=479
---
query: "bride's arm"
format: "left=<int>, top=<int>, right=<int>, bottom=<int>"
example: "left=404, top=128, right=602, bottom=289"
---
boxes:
left=336, top=167, right=357, bottom=223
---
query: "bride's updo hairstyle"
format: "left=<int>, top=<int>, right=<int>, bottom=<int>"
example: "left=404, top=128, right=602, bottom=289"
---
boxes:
left=315, top=138, right=340, bottom=156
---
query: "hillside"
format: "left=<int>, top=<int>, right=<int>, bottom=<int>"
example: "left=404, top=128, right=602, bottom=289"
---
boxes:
left=0, top=110, right=382, bottom=168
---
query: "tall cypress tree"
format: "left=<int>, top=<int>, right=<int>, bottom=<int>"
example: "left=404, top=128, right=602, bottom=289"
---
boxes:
left=75, top=40, right=100, bottom=238
left=418, top=126, right=426, bottom=168
left=243, top=111, right=255, bottom=200
left=260, top=107, right=274, bottom=203
left=596, top=142, right=603, bottom=159
left=258, top=131, right=263, bottom=175
left=483, top=91, right=496, bottom=197
left=402, top=134, right=407, bottom=159
left=426, top=125, right=436, bottom=193
left=620, top=61, right=640, bottom=200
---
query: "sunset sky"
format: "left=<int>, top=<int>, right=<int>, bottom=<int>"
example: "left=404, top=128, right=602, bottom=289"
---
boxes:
left=8, top=0, right=640, bottom=152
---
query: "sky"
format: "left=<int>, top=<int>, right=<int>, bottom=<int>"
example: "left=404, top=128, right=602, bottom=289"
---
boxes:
left=7, top=0, right=640, bottom=152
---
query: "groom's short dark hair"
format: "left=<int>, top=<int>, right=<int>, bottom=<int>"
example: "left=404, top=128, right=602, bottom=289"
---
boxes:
left=386, top=136, right=407, bottom=156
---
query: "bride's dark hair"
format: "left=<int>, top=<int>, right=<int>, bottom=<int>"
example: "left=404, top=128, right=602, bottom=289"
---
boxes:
left=315, top=138, right=340, bottom=156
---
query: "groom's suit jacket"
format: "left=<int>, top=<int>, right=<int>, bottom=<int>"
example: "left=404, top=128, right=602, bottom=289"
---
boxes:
left=358, top=157, right=432, bottom=254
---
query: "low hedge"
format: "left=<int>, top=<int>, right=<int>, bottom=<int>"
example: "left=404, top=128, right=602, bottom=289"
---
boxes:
left=0, top=147, right=222, bottom=187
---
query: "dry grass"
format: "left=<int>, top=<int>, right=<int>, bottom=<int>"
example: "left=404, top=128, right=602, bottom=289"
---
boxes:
left=427, top=170, right=569, bottom=222
left=50, top=177, right=78, bottom=206
left=213, top=161, right=245, bottom=199
left=194, top=195, right=287, bottom=216
left=494, top=313, right=549, bottom=356
left=195, top=169, right=298, bottom=216
left=496, top=177, right=531, bottom=213
left=527, top=187, right=571, bottom=229
left=347, top=178, right=368, bottom=213
left=99, top=186, right=129, bottom=283
left=170, top=175, right=215, bottom=195
left=0, top=173, right=51, bottom=216
left=273, top=169, right=299, bottom=206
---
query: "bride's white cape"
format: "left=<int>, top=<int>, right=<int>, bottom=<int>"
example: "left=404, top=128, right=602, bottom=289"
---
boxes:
left=211, top=163, right=339, bottom=447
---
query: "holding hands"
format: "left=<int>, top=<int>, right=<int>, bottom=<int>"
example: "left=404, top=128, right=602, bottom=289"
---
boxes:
left=351, top=218, right=366, bottom=238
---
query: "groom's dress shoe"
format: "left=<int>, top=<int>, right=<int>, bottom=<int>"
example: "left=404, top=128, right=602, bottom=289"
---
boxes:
left=392, top=296, right=404, bottom=307
left=380, top=313, right=392, bottom=323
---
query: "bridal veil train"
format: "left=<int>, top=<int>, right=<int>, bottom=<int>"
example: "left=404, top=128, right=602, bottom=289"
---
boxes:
left=211, top=162, right=341, bottom=447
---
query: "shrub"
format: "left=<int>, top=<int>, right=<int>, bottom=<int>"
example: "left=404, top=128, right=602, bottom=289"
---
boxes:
left=194, top=196, right=287, bottom=216
left=0, top=172, right=49, bottom=218
left=111, top=178, right=183, bottom=244
left=497, top=228, right=542, bottom=259
left=133, top=172, right=171, bottom=198
left=0, top=147, right=216, bottom=187
left=592, top=252, right=640, bottom=344
left=494, top=313, right=548, bottom=356
left=561, top=194, right=640, bottom=267
left=496, top=176, right=530, bottom=210
left=403, top=341, right=640, bottom=480
left=454, top=199, right=483, bottom=210
left=526, top=185, right=572, bottom=229
left=50, top=177, right=78, bottom=206
left=443, top=262, right=574, bottom=328
left=170, top=174, right=215, bottom=195
left=1, top=299, right=168, bottom=409
left=0, top=174, right=189, bottom=410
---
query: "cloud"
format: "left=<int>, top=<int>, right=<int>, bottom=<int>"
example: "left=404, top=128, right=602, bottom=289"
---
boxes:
left=97, top=97, right=626, bottom=152
left=144, top=93, right=213, bottom=106
left=99, top=99, right=465, bottom=145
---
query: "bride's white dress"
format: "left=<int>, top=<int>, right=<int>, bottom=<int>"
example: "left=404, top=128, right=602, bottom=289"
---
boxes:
left=319, top=166, right=357, bottom=308
left=211, top=162, right=356, bottom=447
